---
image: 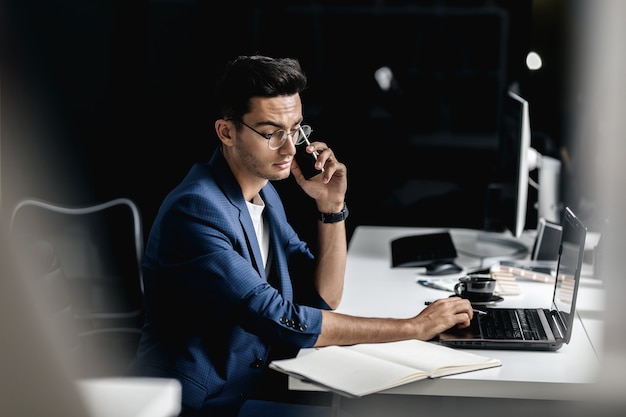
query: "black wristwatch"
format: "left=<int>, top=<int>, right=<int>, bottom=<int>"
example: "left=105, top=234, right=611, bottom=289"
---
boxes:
left=319, top=202, right=349, bottom=223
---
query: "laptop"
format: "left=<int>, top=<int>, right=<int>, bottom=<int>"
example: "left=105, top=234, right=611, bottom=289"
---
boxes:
left=438, top=206, right=587, bottom=351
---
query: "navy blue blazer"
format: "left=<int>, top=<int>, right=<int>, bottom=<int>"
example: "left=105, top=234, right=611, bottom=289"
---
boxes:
left=129, top=149, right=330, bottom=416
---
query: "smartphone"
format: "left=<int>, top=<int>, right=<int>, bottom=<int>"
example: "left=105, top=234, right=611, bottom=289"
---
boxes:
left=294, top=137, right=323, bottom=179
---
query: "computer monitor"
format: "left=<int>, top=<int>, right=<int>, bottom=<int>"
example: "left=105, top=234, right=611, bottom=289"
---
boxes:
left=441, top=90, right=532, bottom=265
left=496, top=90, right=532, bottom=238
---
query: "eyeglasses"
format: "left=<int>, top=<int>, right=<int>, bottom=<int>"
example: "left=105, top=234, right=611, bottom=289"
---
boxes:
left=237, top=120, right=313, bottom=150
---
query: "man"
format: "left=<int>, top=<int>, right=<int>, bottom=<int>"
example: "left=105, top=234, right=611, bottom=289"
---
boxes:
left=129, top=55, right=474, bottom=416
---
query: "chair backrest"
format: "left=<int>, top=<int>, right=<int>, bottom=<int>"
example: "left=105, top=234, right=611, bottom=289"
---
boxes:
left=9, top=198, right=145, bottom=327
left=10, top=198, right=146, bottom=377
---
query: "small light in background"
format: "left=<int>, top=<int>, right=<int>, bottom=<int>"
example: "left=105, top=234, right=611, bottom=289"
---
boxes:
left=374, top=66, right=394, bottom=91
left=526, top=51, right=543, bottom=71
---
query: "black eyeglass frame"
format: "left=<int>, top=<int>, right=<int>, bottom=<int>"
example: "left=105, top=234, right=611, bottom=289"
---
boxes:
left=228, top=118, right=313, bottom=150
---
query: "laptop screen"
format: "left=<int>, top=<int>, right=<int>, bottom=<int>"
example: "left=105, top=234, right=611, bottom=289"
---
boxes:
left=551, top=207, right=587, bottom=343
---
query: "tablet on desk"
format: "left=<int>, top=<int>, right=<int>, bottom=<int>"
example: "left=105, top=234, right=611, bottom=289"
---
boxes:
left=390, top=232, right=457, bottom=268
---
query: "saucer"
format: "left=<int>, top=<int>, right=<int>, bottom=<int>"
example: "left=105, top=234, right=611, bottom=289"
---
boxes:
left=470, top=295, right=504, bottom=305
left=450, top=294, right=504, bottom=305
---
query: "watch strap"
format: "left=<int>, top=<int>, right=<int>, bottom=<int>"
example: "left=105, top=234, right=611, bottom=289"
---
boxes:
left=319, top=203, right=349, bottom=223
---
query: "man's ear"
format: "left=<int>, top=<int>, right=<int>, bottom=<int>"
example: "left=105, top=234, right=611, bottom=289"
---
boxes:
left=215, top=119, right=234, bottom=147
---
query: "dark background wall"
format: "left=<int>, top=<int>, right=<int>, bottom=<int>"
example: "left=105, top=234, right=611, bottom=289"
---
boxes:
left=2, top=0, right=588, bottom=245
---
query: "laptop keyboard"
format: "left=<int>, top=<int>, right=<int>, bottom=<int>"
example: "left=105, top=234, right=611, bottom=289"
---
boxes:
left=479, top=309, right=548, bottom=340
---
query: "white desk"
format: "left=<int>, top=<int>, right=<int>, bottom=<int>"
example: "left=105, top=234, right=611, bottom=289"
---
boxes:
left=290, top=226, right=603, bottom=406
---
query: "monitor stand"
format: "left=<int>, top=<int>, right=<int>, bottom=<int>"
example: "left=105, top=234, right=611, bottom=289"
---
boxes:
left=537, top=155, right=561, bottom=224
left=452, top=229, right=529, bottom=268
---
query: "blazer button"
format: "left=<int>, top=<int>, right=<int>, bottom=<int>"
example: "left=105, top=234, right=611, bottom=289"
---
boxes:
left=250, top=358, right=264, bottom=368
left=298, top=324, right=308, bottom=331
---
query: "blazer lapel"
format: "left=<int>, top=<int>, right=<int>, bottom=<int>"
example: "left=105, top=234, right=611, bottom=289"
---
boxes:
left=207, top=150, right=265, bottom=276
left=238, top=208, right=265, bottom=277
left=263, top=202, right=293, bottom=301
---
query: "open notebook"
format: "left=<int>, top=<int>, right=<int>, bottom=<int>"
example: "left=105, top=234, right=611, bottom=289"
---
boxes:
left=270, top=339, right=500, bottom=398
left=439, top=206, right=586, bottom=351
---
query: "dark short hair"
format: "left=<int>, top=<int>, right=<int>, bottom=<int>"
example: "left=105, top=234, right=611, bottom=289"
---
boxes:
left=214, top=55, right=308, bottom=121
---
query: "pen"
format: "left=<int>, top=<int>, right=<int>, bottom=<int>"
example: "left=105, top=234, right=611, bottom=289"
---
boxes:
left=424, top=301, right=487, bottom=316
left=417, top=279, right=453, bottom=292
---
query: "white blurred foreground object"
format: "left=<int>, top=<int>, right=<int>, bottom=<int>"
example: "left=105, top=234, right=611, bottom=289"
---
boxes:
left=76, top=378, right=182, bottom=417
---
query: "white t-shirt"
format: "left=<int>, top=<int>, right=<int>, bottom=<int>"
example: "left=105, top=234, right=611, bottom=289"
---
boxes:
left=246, top=194, right=270, bottom=269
